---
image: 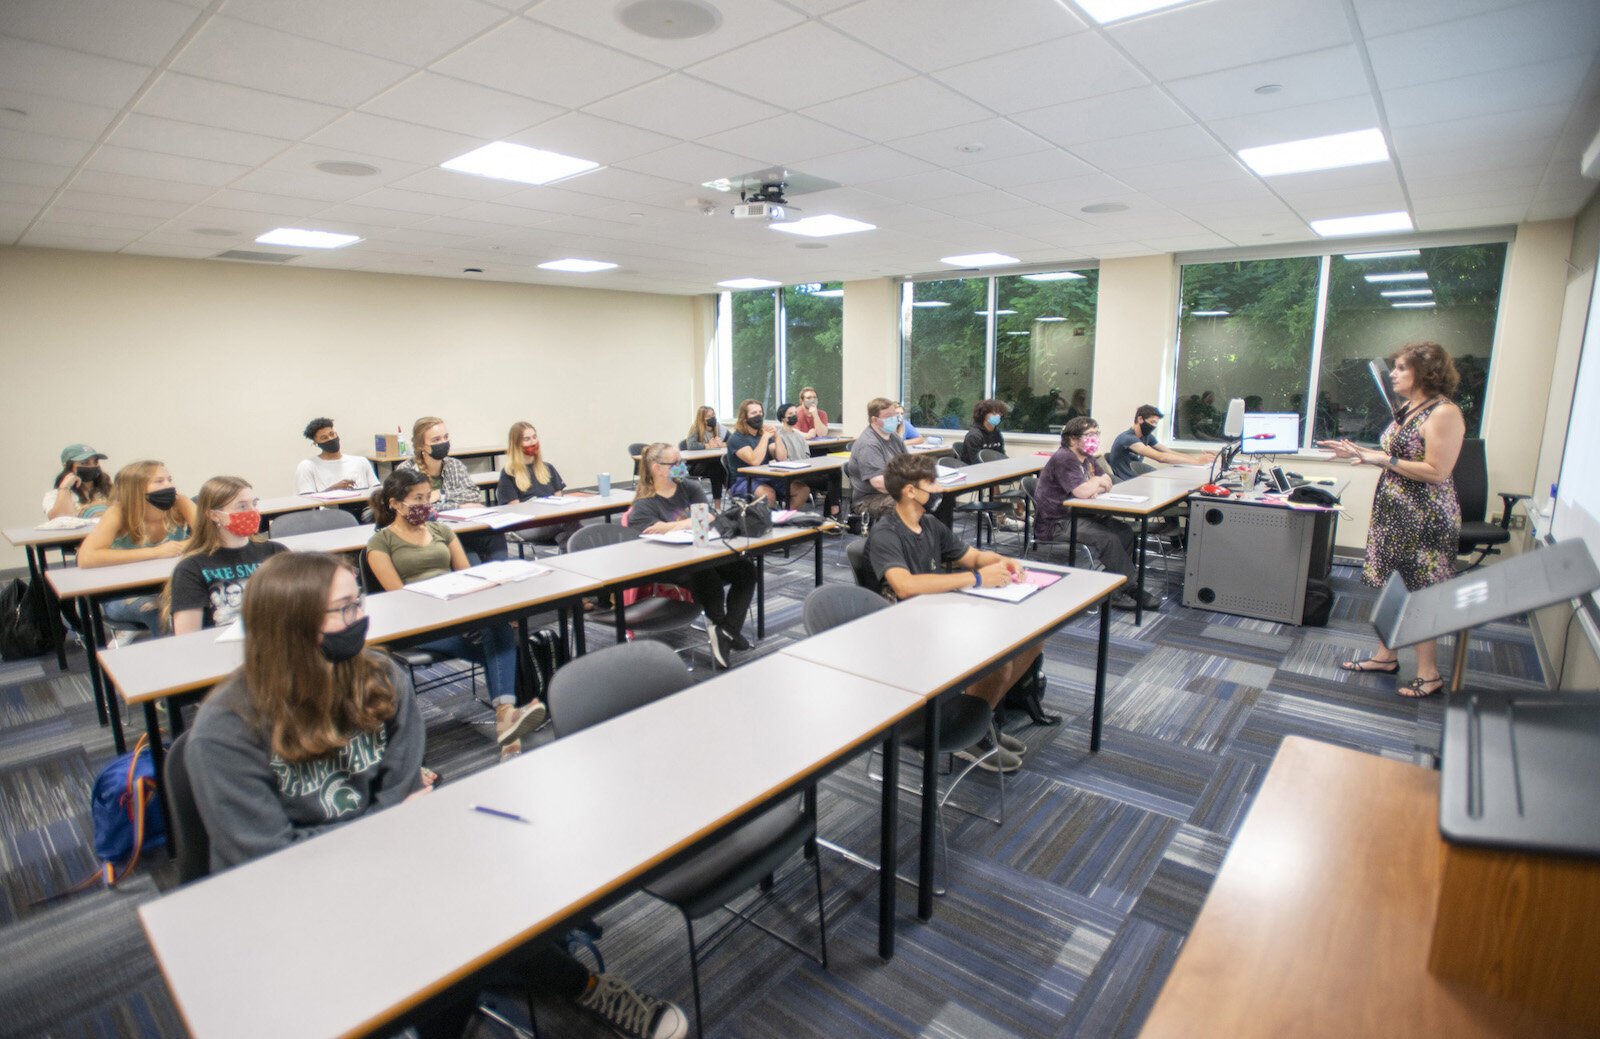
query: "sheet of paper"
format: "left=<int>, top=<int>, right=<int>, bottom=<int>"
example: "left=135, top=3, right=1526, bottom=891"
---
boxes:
left=640, top=529, right=720, bottom=544
left=768, top=460, right=813, bottom=470
left=530, top=496, right=588, bottom=506
left=304, top=490, right=361, bottom=501
left=405, top=571, right=494, bottom=600
left=215, top=620, right=245, bottom=642
left=35, top=516, right=97, bottom=530
left=1097, top=493, right=1149, bottom=503
left=958, top=581, right=1041, bottom=603
left=478, top=510, right=535, bottom=530
left=465, top=560, right=548, bottom=583
left=438, top=506, right=495, bottom=520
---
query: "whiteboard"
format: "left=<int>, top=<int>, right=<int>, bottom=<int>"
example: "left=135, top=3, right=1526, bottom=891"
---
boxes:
left=1550, top=242, right=1600, bottom=567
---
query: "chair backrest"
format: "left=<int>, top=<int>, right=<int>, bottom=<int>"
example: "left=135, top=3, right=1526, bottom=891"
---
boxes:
left=1453, top=438, right=1489, bottom=523
left=565, top=520, right=638, bottom=553
left=164, top=730, right=211, bottom=884
left=802, top=584, right=889, bottom=635
left=548, top=639, right=693, bottom=737
left=1021, top=475, right=1038, bottom=497
left=269, top=507, right=360, bottom=539
left=844, top=538, right=877, bottom=589
left=977, top=448, right=1006, bottom=463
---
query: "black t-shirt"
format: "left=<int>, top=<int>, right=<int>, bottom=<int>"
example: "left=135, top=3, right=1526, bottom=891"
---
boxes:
left=725, top=430, right=771, bottom=472
left=962, top=425, right=1005, bottom=462
left=497, top=462, right=566, bottom=504
left=169, top=540, right=288, bottom=628
left=866, top=511, right=968, bottom=598
left=1108, top=429, right=1157, bottom=480
left=627, top=480, right=710, bottom=528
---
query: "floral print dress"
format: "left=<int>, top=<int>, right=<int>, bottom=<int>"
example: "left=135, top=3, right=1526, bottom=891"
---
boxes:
left=1363, top=400, right=1461, bottom=591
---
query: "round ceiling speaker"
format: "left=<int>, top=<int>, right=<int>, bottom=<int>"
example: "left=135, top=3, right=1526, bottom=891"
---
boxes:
left=616, top=0, right=722, bottom=40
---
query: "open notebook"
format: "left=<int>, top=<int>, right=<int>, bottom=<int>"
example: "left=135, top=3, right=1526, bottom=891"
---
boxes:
left=405, top=560, right=550, bottom=600
left=957, top=568, right=1062, bottom=603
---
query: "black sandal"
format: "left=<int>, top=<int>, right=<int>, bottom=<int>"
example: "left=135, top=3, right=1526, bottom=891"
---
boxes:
left=1398, top=675, right=1444, bottom=698
left=1340, top=656, right=1399, bottom=675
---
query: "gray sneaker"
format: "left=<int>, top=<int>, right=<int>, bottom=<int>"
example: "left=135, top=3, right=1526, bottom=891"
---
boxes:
left=954, top=736, right=1022, bottom=773
left=574, top=973, right=688, bottom=1039
left=996, top=730, right=1026, bottom=754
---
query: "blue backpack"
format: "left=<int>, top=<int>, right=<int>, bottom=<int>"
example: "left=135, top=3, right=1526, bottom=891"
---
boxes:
left=90, top=735, right=166, bottom=883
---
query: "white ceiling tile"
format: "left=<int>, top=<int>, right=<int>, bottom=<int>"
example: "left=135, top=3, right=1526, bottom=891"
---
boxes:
left=1382, top=57, right=1593, bottom=128
left=802, top=77, right=992, bottom=143
left=107, top=113, right=292, bottom=166
left=584, top=73, right=782, bottom=140
left=136, top=73, right=344, bottom=139
left=1011, top=86, right=1193, bottom=149
left=504, top=111, right=675, bottom=166
left=0, top=200, right=42, bottom=224
left=1408, top=163, right=1547, bottom=195
left=264, top=143, right=426, bottom=181
left=888, top=118, right=1054, bottom=168
left=133, top=243, right=224, bottom=259
left=43, top=206, right=168, bottom=231
left=449, top=200, right=565, bottom=227
left=308, top=111, right=486, bottom=166
left=229, top=167, right=384, bottom=202
left=1115, top=156, right=1254, bottom=192
left=529, top=0, right=805, bottom=68
left=1139, top=232, right=1233, bottom=252
left=0, top=36, right=150, bottom=108
left=1415, top=204, right=1529, bottom=229
left=488, top=186, right=612, bottom=216
left=1163, top=45, right=1369, bottom=121
left=199, top=188, right=330, bottom=216
left=361, top=72, right=561, bottom=140
left=613, top=142, right=765, bottom=184
left=0, top=180, right=55, bottom=205
left=687, top=22, right=914, bottom=109
left=1283, top=187, right=1411, bottom=221
left=1412, top=189, right=1536, bottom=214
left=387, top=166, right=528, bottom=201
left=798, top=145, right=934, bottom=187
left=0, top=0, right=202, bottom=65
left=1070, top=124, right=1228, bottom=172
left=85, top=145, right=250, bottom=186
left=1108, top=0, right=1352, bottom=81
left=160, top=205, right=311, bottom=234
left=699, top=113, right=869, bottom=166
left=933, top=32, right=1148, bottom=114
left=1023, top=172, right=1142, bottom=210
left=561, top=166, right=704, bottom=207
left=69, top=168, right=216, bottom=202
left=169, top=16, right=412, bottom=108
left=1390, top=105, right=1570, bottom=154
left=53, top=190, right=189, bottom=217
left=1141, top=177, right=1281, bottom=208
left=858, top=168, right=986, bottom=203
left=347, top=186, right=478, bottom=215
left=0, top=126, right=92, bottom=166
left=432, top=19, right=667, bottom=109
left=1527, top=192, right=1597, bottom=220
left=22, top=230, right=130, bottom=249
left=1351, top=0, right=1528, bottom=39
left=955, top=149, right=1097, bottom=189
left=222, top=0, right=509, bottom=65
left=822, top=0, right=1085, bottom=72
left=1366, top=0, right=1600, bottom=89
left=0, top=91, right=119, bottom=142
left=0, top=157, right=73, bottom=188
left=1203, top=95, right=1381, bottom=151
left=919, top=190, right=1034, bottom=221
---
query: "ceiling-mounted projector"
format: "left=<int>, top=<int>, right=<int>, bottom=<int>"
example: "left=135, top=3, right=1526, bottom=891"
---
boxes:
left=732, top=200, right=786, bottom=221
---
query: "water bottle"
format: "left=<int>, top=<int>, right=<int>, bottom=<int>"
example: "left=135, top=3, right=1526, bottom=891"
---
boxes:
left=396, top=425, right=408, bottom=457
left=690, top=503, right=710, bottom=546
left=597, top=472, right=611, bottom=497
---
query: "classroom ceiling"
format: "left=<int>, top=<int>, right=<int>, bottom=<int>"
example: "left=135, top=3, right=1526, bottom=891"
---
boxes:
left=2, top=0, right=1599, bottom=295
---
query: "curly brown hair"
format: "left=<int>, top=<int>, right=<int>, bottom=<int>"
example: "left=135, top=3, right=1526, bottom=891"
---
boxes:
left=971, top=398, right=1008, bottom=427
left=1390, top=341, right=1459, bottom=398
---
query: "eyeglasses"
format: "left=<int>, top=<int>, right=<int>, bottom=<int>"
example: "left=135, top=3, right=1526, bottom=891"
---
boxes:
left=325, top=592, right=365, bottom=626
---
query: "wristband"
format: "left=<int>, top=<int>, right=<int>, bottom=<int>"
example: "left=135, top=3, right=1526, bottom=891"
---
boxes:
left=972, top=570, right=981, bottom=588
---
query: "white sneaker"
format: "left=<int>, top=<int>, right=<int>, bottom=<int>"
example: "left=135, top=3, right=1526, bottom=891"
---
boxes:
left=573, top=973, right=689, bottom=1039
left=495, top=701, right=546, bottom=746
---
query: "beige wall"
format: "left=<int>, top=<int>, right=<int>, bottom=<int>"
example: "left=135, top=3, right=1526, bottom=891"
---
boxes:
left=840, top=276, right=901, bottom=431
left=1, top=245, right=699, bottom=569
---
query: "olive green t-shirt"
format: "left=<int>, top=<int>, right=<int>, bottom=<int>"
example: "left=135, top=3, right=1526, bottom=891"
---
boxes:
left=367, top=522, right=456, bottom=584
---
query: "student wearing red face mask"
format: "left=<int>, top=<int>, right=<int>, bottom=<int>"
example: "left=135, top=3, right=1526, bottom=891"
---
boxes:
left=497, top=421, right=584, bottom=549
left=167, top=476, right=287, bottom=635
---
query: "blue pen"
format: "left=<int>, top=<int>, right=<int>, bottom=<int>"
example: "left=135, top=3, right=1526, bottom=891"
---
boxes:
left=470, top=804, right=531, bottom=824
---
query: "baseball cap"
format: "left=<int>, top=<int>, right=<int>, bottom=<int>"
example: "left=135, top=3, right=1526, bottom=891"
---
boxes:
left=60, top=443, right=107, bottom=465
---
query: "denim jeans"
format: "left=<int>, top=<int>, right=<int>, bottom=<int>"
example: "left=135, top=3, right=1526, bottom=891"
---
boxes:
left=102, top=594, right=162, bottom=636
left=418, top=623, right=518, bottom=704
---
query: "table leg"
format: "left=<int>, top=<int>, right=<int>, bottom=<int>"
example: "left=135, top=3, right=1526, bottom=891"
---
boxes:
left=1135, top=515, right=1148, bottom=626
left=77, top=599, right=109, bottom=727
left=1450, top=628, right=1470, bottom=693
left=573, top=605, right=588, bottom=657
left=28, top=547, right=70, bottom=671
left=87, top=602, right=126, bottom=754
left=918, top=699, right=939, bottom=921
left=614, top=595, right=627, bottom=645
left=756, top=553, right=766, bottom=639
left=1023, top=496, right=1033, bottom=558
left=1092, top=597, right=1110, bottom=753
left=813, top=530, right=823, bottom=586
left=1069, top=512, right=1079, bottom=566
left=878, top=725, right=899, bottom=961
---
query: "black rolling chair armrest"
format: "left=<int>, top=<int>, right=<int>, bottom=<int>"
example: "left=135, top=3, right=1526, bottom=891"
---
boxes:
left=1494, top=491, right=1531, bottom=529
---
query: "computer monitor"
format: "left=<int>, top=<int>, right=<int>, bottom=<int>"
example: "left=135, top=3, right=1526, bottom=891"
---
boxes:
left=1240, top=412, right=1300, bottom=454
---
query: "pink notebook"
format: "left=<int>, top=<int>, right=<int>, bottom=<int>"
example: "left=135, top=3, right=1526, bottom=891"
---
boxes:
left=1023, top=569, right=1062, bottom=588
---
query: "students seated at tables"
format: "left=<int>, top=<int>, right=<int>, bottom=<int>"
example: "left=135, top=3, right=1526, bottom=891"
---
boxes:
left=794, top=386, right=829, bottom=439
left=77, top=460, right=196, bottom=635
left=776, top=402, right=840, bottom=516
left=962, top=399, right=1009, bottom=461
left=847, top=397, right=910, bottom=518
left=184, top=552, right=687, bottom=1039
left=46, top=443, right=112, bottom=520
left=683, top=405, right=728, bottom=504
left=167, top=476, right=287, bottom=635
left=1108, top=404, right=1215, bottom=481
left=1033, top=417, right=1156, bottom=612
left=397, top=415, right=506, bottom=562
left=629, top=443, right=758, bottom=670
left=725, top=398, right=785, bottom=505
left=896, top=404, right=927, bottom=446
left=867, top=453, right=1037, bottom=772
left=497, top=421, right=584, bottom=550
left=366, top=469, right=543, bottom=755
left=294, top=417, right=378, bottom=494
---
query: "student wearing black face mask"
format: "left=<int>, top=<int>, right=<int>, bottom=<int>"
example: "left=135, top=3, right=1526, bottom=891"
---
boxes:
left=396, top=415, right=507, bottom=562
left=295, top=417, right=378, bottom=494
left=775, top=403, right=839, bottom=514
left=78, top=459, right=196, bottom=635
left=1107, top=405, right=1216, bottom=481
left=45, top=443, right=113, bottom=519
left=683, top=405, right=728, bottom=505
left=724, top=398, right=785, bottom=505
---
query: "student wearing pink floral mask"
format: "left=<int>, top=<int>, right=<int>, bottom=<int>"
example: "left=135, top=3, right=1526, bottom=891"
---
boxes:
left=1031, top=416, right=1153, bottom=612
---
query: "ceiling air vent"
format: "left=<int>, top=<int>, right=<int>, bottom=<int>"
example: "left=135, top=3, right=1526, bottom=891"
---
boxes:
left=211, top=250, right=298, bottom=263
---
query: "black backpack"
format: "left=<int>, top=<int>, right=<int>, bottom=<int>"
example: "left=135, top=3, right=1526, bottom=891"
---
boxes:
left=0, top=578, right=51, bottom=660
left=1302, top=579, right=1334, bottom=627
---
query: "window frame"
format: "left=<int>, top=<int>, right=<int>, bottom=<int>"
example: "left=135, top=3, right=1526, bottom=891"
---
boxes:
left=716, top=282, right=843, bottom=416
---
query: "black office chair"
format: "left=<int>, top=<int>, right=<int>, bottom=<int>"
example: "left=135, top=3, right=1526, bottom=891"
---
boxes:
left=269, top=507, right=360, bottom=539
left=1454, top=438, right=1529, bottom=571
left=844, top=538, right=877, bottom=590
left=1021, top=476, right=1101, bottom=570
left=547, top=640, right=826, bottom=1037
left=164, top=730, right=211, bottom=885
left=564, top=522, right=703, bottom=652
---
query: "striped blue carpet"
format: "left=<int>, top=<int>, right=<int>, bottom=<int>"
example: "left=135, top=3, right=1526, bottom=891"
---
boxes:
left=0, top=534, right=1546, bottom=1038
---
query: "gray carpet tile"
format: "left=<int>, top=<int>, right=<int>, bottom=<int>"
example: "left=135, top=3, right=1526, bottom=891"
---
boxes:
left=0, top=540, right=1551, bottom=1038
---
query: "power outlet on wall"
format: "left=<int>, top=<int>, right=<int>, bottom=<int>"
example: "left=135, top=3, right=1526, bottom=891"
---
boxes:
left=1508, top=513, right=1527, bottom=530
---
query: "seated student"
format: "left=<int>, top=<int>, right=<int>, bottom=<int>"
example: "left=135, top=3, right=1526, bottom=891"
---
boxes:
left=847, top=397, right=909, bottom=518
left=1108, top=405, right=1216, bottom=481
left=776, top=402, right=839, bottom=516
left=1033, top=417, right=1157, bottom=612
left=896, top=404, right=927, bottom=446
left=497, top=421, right=584, bottom=550
left=962, top=399, right=1009, bottom=461
left=724, top=398, right=786, bottom=505
left=867, top=454, right=1037, bottom=772
left=46, top=443, right=112, bottom=520
left=683, top=405, right=728, bottom=504
left=78, top=460, right=196, bottom=635
left=294, top=417, right=378, bottom=494
left=397, top=415, right=507, bottom=562
left=629, top=443, right=758, bottom=670
left=793, top=386, right=830, bottom=440
left=167, top=476, right=287, bottom=635
left=184, top=551, right=687, bottom=1039
left=366, top=469, right=543, bottom=755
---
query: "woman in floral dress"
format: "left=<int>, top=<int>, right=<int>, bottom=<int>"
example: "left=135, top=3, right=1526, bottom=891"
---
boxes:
left=1319, top=341, right=1465, bottom=698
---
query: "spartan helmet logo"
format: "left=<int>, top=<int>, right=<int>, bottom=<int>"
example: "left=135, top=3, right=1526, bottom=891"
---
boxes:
left=320, top=780, right=362, bottom=817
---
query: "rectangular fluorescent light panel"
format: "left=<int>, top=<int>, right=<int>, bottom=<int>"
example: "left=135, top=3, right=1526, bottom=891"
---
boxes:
left=717, top=278, right=782, bottom=289
left=255, top=227, right=360, bottom=249
left=1381, top=289, right=1433, bottom=298
left=538, top=258, right=617, bottom=273
left=1075, top=0, right=1202, bottom=24
left=810, top=288, right=845, bottom=297
left=941, top=252, right=1020, bottom=267
left=1392, top=301, right=1436, bottom=309
left=1239, top=129, right=1388, bottom=177
left=911, top=300, right=951, bottom=308
left=1365, top=271, right=1428, bottom=283
left=1343, top=249, right=1421, bottom=261
left=1311, top=211, right=1413, bottom=237
left=1189, top=309, right=1230, bottom=317
left=1035, top=316, right=1067, bottom=322
left=770, top=214, right=875, bottom=238
left=1021, top=271, right=1086, bottom=281
left=441, top=142, right=599, bottom=186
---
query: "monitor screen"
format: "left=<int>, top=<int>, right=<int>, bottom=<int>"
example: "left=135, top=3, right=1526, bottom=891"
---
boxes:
left=1241, top=412, right=1300, bottom=454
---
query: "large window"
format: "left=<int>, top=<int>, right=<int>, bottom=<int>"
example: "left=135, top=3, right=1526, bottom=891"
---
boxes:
left=1174, top=241, right=1506, bottom=447
left=730, top=288, right=777, bottom=410
left=902, top=269, right=1098, bottom=434
left=724, top=283, right=843, bottom=416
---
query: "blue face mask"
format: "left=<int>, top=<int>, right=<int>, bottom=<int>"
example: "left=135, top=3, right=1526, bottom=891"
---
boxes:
left=882, top=414, right=901, bottom=434
left=985, top=414, right=1001, bottom=429
left=668, top=461, right=689, bottom=480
